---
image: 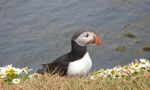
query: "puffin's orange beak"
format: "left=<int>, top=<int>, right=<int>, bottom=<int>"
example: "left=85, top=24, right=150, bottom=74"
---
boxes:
left=94, top=34, right=101, bottom=45
left=88, top=32, right=102, bottom=45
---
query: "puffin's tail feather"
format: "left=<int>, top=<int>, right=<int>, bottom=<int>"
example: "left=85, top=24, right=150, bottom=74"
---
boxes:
left=36, top=67, right=47, bottom=74
left=36, top=63, right=66, bottom=76
left=36, top=63, right=52, bottom=74
left=36, top=63, right=60, bottom=74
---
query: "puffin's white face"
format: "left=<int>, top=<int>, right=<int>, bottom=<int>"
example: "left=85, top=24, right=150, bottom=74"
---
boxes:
left=74, top=32, right=101, bottom=46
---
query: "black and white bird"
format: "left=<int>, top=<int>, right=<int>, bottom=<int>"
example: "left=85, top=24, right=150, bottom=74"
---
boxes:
left=37, top=31, right=101, bottom=76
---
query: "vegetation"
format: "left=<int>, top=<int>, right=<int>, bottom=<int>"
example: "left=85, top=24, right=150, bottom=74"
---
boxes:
left=0, top=65, right=31, bottom=85
left=0, top=59, right=150, bottom=90
left=0, top=73, right=150, bottom=90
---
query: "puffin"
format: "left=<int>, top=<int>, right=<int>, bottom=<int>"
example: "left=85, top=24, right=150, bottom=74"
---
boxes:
left=37, top=31, right=101, bottom=76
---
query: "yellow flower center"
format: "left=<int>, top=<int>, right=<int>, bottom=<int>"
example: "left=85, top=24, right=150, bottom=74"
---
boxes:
left=111, top=69, right=116, bottom=74
left=115, top=73, right=120, bottom=77
left=141, top=61, right=146, bottom=64
left=134, top=63, right=139, bottom=67
left=6, top=69, right=15, bottom=77
left=123, top=65, right=128, bottom=69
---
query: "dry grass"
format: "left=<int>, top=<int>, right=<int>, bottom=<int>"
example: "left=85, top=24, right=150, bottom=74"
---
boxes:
left=1, top=73, right=150, bottom=90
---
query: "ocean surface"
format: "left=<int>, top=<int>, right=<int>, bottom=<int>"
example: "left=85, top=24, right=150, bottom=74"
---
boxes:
left=0, top=0, right=150, bottom=71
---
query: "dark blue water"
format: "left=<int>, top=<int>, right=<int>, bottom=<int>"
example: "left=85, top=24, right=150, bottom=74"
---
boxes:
left=0, top=0, right=150, bottom=71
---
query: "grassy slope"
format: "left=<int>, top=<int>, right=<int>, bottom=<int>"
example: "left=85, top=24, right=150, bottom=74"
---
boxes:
left=1, top=73, right=150, bottom=90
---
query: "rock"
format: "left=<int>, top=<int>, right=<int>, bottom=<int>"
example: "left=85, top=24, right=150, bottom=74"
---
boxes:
left=124, top=32, right=136, bottom=38
left=143, top=46, right=150, bottom=51
left=115, top=45, right=126, bottom=52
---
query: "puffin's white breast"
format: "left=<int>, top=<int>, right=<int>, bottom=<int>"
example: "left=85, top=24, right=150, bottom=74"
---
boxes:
left=67, top=52, right=92, bottom=76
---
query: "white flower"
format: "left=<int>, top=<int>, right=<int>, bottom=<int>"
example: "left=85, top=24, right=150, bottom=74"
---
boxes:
left=22, top=67, right=32, bottom=74
left=140, top=59, right=150, bottom=67
left=28, top=73, right=37, bottom=80
left=104, top=69, right=112, bottom=77
left=0, top=64, right=33, bottom=84
left=90, top=76, right=94, bottom=80
left=0, top=72, right=6, bottom=79
left=14, top=68, right=22, bottom=74
left=140, top=59, right=147, bottom=64
left=0, top=67, right=5, bottom=73
left=12, top=78, right=21, bottom=84
left=5, top=64, right=13, bottom=69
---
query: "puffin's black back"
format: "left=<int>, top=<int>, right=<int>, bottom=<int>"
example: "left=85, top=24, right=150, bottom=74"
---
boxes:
left=37, top=53, right=71, bottom=76
left=36, top=31, right=87, bottom=76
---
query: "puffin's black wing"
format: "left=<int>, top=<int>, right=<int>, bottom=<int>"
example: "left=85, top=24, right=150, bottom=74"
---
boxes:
left=37, top=53, right=73, bottom=76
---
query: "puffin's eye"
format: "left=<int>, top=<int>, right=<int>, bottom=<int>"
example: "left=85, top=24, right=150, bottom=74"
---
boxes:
left=85, top=33, right=89, bottom=37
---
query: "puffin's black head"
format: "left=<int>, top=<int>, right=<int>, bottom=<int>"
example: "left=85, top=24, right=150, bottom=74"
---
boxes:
left=72, top=31, right=102, bottom=46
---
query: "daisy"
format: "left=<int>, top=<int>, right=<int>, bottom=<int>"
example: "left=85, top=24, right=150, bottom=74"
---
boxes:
left=12, top=78, right=21, bottom=84
left=139, top=59, right=150, bottom=68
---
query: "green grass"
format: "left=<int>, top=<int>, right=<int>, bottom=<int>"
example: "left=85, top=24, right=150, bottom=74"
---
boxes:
left=1, top=72, right=150, bottom=90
